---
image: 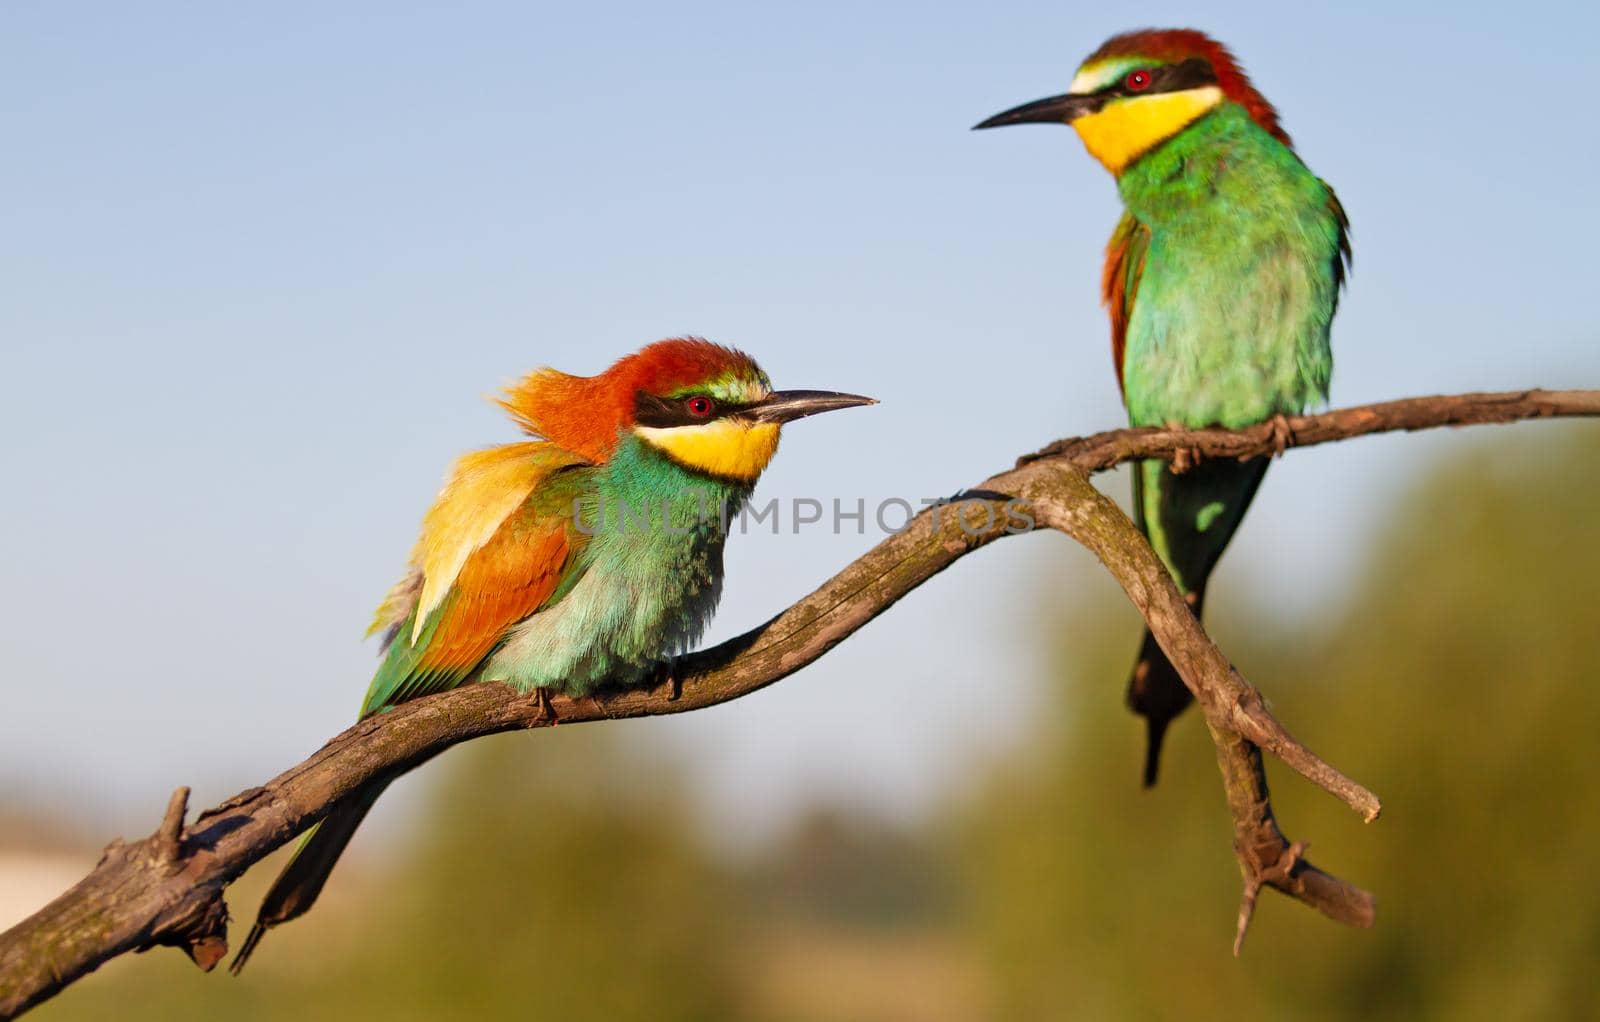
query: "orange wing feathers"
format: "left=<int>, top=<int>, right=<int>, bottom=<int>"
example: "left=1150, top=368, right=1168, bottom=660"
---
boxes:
left=415, top=504, right=573, bottom=677
left=409, top=442, right=578, bottom=639
left=362, top=442, right=587, bottom=715
left=1102, top=212, right=1151, bottom=393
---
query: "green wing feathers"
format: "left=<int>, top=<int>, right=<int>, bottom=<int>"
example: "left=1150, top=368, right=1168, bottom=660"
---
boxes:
left=1325, top=183, right=1352, bottom=296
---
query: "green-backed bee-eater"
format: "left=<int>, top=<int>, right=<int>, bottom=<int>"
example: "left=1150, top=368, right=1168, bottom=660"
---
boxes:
left=231, top=337, right=874, bottom=971
left=976, top=29, right=1349, bottom=784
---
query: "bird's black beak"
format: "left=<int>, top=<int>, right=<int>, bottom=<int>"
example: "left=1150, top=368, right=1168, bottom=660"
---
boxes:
left=749, top=390, right=877, bottom=424
left=973, top=92, right=1103, bottom=130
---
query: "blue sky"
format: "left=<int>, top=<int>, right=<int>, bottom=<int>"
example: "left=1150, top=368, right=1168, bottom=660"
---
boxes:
left=3, top=1, right=1596, bottom=839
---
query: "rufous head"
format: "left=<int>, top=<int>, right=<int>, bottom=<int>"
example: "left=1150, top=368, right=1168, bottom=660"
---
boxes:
left=498, top=337, right=874, bottom=482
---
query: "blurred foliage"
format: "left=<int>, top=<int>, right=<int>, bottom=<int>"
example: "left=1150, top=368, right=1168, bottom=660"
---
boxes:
left=740, top=807, right=955, bottom=931
left=364, top=729, right=744, bottom=1021
left=22, top=426, right=1600, bottom=1020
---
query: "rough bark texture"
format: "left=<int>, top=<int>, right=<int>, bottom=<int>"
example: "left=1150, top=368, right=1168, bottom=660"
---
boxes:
left=1, top=388, right=1594, bottom=1018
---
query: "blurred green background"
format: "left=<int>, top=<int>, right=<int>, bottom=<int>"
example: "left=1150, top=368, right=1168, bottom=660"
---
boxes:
left=8, top=426, right=1598, bottom=1020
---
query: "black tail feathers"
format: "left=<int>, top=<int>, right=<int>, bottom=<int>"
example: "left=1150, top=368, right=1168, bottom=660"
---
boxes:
left=228, top=784, right=387, bottom=975
left=1126, top=628, right=1195, bottom=787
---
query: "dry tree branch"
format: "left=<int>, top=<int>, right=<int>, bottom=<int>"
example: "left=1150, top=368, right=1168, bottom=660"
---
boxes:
left=1020, top=387, right=1600, bottom=469
left=0, top=388, right=1594, bottom=1018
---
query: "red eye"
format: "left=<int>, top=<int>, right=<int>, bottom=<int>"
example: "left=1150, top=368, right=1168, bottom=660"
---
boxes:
left=685, top=396, right=714, bottom=418
left=1124, top=69, right=1152, bottom=91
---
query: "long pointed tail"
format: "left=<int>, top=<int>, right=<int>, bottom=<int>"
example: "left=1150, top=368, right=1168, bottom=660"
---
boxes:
left=1127, top=627, right=1195, bottom=787
left=230, top=782, right=390, bottom=975
left=1127, top=454, right=1270, bottom=786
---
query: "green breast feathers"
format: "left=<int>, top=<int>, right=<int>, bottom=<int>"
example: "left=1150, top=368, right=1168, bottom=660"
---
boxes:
left=1114, top=102, right=1348, bottom=429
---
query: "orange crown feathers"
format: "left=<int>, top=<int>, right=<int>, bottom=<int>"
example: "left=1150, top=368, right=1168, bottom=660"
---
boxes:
left=1088, top=29, right=1291, bottom=147
left=496, top=337, right=767, bottom=462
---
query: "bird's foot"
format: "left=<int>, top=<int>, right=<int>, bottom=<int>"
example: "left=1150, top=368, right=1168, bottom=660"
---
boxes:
left=653, top=657, right=683, bottom=701
left=527, top=686, right=557, bottom=725
left=1171, top=445, right=1203, bottom=475
left=1166, top=421, right=1202, bottom=474
left=1266, top=413, right=1295, bottom=457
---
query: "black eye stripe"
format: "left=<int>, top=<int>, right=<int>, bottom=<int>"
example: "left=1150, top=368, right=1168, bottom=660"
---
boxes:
left=1102, top=57, right=1217, bottom=98
left=634, top=391, right=749, bottom=428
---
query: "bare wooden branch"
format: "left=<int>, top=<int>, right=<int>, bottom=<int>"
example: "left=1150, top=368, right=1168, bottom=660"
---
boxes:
left=0, top=388, right=1593, bottom=1018
left=155, top=787, right=189, bottom=866
left=1022, top=387, right=1600, bottom=469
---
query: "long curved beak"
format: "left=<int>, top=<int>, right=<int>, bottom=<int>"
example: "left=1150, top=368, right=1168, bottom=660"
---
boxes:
left=749, top=390, right=877, bottom=424
left=973, top=92, right=1103, bottom=130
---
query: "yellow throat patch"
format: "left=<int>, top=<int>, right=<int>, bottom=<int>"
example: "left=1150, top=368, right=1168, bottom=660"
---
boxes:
left=1072, top=86, right=1222, bottom=174
left=636, top=419, right=782, bottom=482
